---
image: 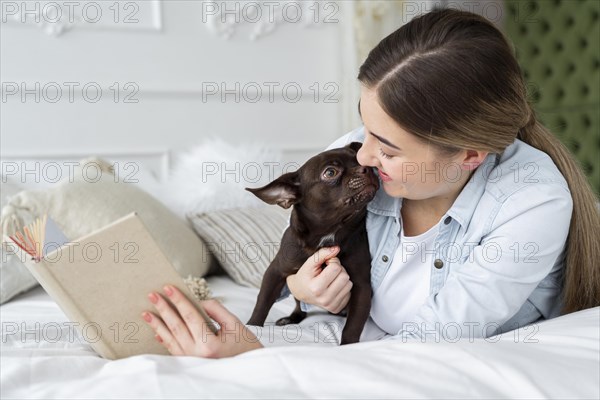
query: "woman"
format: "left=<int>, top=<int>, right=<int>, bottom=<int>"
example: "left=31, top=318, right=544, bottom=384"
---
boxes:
left=141, top=8, right=600, bottom=358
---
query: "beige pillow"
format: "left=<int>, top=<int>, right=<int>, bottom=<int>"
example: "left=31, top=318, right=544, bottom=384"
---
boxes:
left=0, top=175, right=38, bottom=303
left=1, top=158, right=216, bottom=303
left=188, top=206, right=291, bottom=288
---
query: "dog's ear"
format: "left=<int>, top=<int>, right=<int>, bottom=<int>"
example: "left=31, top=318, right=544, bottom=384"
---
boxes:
left=245, top=172, right=301, bottom=209
left=346, top=141, right=363, bottom=153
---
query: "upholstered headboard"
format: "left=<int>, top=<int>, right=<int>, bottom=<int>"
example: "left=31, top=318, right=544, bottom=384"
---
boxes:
left=504, top=0, right=599, bottom=195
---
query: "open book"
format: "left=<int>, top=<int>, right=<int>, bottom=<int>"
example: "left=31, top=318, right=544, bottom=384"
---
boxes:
left=7, top=212, right=218, bottom=360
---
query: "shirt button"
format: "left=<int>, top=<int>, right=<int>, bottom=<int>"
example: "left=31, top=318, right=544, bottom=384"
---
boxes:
left=434, top=259, right=444, bottom=269
left=444, top=216, right=452, bottom=225
left=382, top=255, right=389, bottom=262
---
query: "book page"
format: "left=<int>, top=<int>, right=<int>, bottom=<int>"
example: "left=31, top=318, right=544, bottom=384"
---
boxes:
left=43, top=216, right=70, bottom=257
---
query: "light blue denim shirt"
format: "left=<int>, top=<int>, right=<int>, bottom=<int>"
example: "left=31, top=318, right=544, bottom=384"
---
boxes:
left=279, top=126, right=573, bottom=340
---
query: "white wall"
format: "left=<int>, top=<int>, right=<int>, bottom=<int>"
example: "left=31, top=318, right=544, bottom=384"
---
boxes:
left=1, top=0, right=361, bottom=181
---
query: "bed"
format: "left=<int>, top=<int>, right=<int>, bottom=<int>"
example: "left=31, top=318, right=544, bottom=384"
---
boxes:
left=1, top=272, right=599, bottom=399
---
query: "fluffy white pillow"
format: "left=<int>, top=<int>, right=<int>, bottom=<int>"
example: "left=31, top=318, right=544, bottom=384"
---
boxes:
left=164, top=136, right=284, bottom=216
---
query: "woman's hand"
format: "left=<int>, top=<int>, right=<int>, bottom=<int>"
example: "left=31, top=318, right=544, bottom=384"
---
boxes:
left=286, top=246, right=353, bottom=313
left=142, top=285, right=263, bottom=358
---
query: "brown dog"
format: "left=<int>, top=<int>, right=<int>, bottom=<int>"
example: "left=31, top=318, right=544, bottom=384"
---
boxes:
left=245, top=142, right=379, bottom=344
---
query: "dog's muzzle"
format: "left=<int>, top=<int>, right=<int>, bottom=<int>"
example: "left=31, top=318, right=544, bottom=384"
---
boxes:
left=348, top=176, right=369, bottom=190
left=344, top=170, right=380, bottom=206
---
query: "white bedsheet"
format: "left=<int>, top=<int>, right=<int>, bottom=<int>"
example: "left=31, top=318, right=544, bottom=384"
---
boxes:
left=1, top=275, right=599, bottom=399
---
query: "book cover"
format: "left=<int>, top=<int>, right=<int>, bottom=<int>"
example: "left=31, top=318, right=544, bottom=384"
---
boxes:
left=7, top=212, right=217, bottom=360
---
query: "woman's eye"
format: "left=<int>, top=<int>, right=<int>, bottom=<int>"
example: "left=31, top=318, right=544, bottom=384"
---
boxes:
left=323, top=168, right=338, bottom=178
left=379, top=148, right=393, bottom=159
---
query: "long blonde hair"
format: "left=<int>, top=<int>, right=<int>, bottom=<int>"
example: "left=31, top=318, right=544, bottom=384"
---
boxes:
left=357, top=8, right=600, bottom=313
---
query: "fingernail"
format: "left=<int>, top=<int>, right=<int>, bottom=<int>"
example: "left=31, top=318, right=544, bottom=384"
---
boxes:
left=142, top=312, right=152, bottom=323
left=164, top=285, right=174, bottom=297
left=148, top=292, right=158, bottom=304
left=155, top=334, right=163, bottom=343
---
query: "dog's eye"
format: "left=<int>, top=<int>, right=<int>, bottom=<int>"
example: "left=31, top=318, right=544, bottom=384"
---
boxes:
left=322, top=168, right=339, bottom=179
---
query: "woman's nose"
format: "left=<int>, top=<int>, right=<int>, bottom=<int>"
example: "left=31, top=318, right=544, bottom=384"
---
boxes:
left=357, top=139, right=379, bottom=168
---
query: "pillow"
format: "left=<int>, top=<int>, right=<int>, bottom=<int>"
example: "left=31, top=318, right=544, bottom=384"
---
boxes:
left=1, top=157, right=217, bottom=304
left=0, top=175, right=38, bottom=304
left=188, top=206, right=291, bottom=288
left=164, top=137, right=283, bottom=216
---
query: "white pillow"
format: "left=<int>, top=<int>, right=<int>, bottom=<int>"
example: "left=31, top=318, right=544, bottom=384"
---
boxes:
left=164, top=137, right=284, bottom=215
left=0, top=158, right=216, bottom=304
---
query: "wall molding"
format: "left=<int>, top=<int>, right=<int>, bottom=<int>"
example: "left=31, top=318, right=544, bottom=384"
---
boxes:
left=202, top=0, right=338, bottom=40
left=1, top=0, right=162, bottom=37
left=0, top=149, right=171, bottom=183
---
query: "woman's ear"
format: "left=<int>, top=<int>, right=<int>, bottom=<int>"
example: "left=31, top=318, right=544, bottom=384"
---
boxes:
left=460, top=150, right=489, bottom=171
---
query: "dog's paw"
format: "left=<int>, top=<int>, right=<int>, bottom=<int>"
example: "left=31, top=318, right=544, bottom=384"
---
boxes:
left=275, top=317, right=295, bottom=326
left=275, top=313, right=305, bottom=326
left=275, top=317, right=293, bottom=326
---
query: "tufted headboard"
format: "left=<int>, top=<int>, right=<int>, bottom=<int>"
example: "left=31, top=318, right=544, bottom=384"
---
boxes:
left=504, top=0, right=599, bottom=195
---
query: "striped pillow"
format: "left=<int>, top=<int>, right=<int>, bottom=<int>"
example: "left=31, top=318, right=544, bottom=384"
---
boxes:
left=187, top=207, right=291, bottom=288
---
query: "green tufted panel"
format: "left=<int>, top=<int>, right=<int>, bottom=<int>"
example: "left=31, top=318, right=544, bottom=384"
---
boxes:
left=504, top=0, right=600, bottom=195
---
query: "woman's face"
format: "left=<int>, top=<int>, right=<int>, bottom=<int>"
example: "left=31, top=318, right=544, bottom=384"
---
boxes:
left=356, top=87, right=475, bottom=201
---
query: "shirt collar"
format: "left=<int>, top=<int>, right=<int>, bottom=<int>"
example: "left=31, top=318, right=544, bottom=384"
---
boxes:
left=445, top=150, right=502, bottom=229
left=367, top=180, right=402, bottom=219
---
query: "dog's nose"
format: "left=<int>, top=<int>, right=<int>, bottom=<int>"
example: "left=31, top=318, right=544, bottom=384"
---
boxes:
left=356, top=166, right=369, bottom=175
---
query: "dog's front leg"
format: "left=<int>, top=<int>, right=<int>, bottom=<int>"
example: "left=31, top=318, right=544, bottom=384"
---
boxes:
left=247, top=265, right=287, bottom=327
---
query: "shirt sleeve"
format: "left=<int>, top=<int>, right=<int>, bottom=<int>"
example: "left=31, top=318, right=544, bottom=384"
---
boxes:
left=324, top=126, right=365, bottom=151
left=386, top=182, right=573, bottom=342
